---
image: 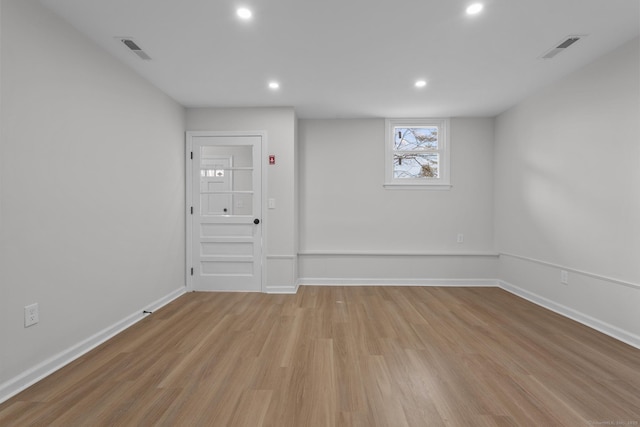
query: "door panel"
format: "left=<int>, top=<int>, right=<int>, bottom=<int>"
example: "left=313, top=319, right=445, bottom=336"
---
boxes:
left=190, top=134, right=262, bottom=291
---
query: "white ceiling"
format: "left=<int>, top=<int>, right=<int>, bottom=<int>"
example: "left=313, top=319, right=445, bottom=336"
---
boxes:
left=39, top=0, right=639, bottom=119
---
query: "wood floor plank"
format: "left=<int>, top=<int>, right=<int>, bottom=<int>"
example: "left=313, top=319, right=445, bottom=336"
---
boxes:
left=1, top=286, right=639, bottom=426
left=228, top=389, right=273, bottom=427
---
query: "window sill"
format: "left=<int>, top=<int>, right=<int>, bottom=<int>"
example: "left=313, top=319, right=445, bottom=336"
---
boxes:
left=383, top=182, right=452, bottom=191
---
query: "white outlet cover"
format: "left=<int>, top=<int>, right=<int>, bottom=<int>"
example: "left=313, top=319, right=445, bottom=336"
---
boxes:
left=25, top=303, right=39, bottom=327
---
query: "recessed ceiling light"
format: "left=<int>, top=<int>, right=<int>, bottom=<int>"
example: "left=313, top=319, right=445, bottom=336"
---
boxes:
left=466, top=3, right=483, bottom=15
left=236, top=7, right=252, bottom=20
left=415, top=80, right=427, bottom=88
left=268, top=81, right=280, bottom=90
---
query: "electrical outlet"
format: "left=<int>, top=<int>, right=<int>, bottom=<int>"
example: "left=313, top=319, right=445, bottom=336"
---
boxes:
left=24, top=303, right=39, bottom=327
left=457, top=233, right=464, bottom=243
left=560, top=270, right=569, bottom=285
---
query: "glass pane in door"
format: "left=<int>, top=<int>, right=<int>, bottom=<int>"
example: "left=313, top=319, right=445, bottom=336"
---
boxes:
left=199, top=145, right=254, bottom=216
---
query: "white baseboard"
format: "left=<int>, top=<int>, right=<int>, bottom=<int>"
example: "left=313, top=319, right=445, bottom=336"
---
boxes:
left=499, top=280, right=640, bottom=350
left=0, top=287, right=187, bottom=405
left=265, top=283, right=300, bottom=294
left=299, top=278, right=499, bottom=287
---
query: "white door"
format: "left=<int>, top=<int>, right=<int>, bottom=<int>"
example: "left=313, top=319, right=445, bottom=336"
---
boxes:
left=188, top=133, right=263, bottom=291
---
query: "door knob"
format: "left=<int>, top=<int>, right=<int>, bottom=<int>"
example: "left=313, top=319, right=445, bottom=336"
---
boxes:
left=254, top=218, right=260, bottom=225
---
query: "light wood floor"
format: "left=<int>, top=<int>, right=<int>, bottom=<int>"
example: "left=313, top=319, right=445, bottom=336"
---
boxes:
left=1, top=286, right=639, bottom=426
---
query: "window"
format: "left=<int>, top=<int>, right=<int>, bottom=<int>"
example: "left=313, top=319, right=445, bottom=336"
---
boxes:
left=384, top=118, right=451, bottom=189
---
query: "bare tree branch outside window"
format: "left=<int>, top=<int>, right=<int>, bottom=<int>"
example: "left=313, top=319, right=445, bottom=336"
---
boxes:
left=393, top=127, right=439, bottom=178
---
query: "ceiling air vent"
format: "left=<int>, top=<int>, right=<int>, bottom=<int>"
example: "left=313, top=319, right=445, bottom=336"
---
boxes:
left=118, top=38, right=152, bottom=60
left=540, top=35, right=584, bottom=59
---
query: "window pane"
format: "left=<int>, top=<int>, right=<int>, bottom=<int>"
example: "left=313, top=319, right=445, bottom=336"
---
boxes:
left=393, top=153, right=439, bottom=178
left=394, top=127, right=438, bottom=150
left=201, top=169, right=225, bottom=178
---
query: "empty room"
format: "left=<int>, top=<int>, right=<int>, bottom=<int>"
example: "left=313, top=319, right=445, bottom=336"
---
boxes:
left=1, top=0, right=639, bottom=425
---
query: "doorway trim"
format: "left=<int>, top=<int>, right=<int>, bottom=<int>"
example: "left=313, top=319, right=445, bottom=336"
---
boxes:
left=185, top=130, right=268, bottom=292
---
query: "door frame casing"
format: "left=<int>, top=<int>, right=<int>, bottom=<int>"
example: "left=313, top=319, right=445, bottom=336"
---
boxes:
left=185, top=130, right=268, bottom=292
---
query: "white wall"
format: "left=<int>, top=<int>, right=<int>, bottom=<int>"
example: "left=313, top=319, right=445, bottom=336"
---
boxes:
left=0, top=0, right=186, bottom=398
left=298, top=118, right=497, bottom=282
left=186, top=107, right=298, bottom=292
left=494, top=37, right=640, bottom=346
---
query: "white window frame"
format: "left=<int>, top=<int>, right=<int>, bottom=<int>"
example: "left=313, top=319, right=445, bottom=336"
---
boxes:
left=384, top=118, right=451, bottom=190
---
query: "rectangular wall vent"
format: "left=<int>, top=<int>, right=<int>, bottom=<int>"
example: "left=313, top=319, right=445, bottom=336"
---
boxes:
left=541, top=35, right=585, bottom=59
left=118, top=38, right=152, bottom=60
left=556, top=37, right=580, bottom=49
